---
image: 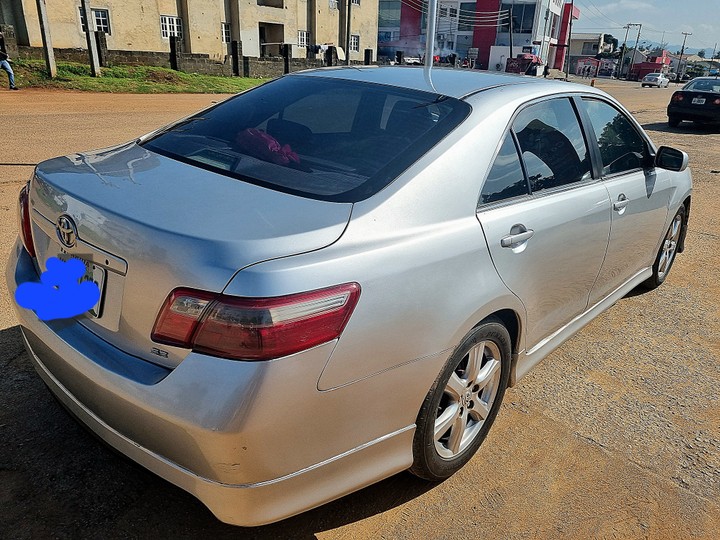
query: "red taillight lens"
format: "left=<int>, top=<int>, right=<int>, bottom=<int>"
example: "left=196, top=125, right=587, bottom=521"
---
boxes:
left=152, top=283, right=361, bottom=361
left=714, top=98, right=720, bottom=105
left=151, top=289, right=217, bottom=347
left=671, top=93, right=684, bottom=102
left=17, top=183, right=36, bottom=258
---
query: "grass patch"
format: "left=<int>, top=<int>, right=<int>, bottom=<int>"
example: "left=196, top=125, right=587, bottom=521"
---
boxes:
left=12, top=59, right=267, bottom=94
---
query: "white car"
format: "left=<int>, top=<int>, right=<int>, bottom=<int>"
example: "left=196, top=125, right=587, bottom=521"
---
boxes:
left=642, top=73, right=670, bottom=88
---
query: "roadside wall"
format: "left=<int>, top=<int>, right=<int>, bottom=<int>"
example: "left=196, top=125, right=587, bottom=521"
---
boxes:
left=18, top=43, right=327, bottom=78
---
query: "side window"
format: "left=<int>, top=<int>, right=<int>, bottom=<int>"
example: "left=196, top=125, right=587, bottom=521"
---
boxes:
left=479, top=132, right=529, bottom=206
left=513, top=98, right=592, bottom=192
left=582, top=98, right=648, bottom=176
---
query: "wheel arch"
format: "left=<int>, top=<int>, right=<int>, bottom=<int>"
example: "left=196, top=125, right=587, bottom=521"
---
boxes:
left=678, top=195, right=691, bottom=253
left=476, top=308, right=523, bottom=387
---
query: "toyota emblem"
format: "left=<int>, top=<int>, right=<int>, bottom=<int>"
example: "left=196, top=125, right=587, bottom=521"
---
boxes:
left=56, top=215, right=78, bottom=248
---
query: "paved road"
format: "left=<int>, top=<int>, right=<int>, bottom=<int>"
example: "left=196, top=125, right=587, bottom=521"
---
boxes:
left=0, top=83, right=718, bottom=539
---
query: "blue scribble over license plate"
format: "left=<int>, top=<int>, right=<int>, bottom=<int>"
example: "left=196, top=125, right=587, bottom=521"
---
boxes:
left=58, top=254, right=106, bottom=317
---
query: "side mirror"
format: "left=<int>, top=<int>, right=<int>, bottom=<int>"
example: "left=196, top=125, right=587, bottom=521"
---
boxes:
left=656, top=146, right=689, bottom=172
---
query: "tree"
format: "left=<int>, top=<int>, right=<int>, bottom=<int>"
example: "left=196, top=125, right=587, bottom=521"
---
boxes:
left=698, top=49, right=706, bottom=58
left=603, top=34, right=618, bottom=52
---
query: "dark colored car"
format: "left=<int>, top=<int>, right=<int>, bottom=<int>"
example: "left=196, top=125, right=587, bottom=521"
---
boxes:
left=667, top=77, right=720, bottom=127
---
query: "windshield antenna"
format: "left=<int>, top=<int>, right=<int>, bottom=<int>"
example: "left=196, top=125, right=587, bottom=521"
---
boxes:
left=423, top=0, right=438, bottom=92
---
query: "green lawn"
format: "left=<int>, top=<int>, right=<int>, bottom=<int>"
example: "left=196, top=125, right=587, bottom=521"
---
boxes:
left=12, top=59, right=267, bottom=93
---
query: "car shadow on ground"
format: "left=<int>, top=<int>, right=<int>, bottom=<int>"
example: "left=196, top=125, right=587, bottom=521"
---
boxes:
left=0, top=324, right=437, bottom=539
left=642, top=121, right=720, bottom=134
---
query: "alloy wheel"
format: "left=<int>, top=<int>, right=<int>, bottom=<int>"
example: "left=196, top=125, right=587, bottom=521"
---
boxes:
left=434, top=341, right=502, bottom=459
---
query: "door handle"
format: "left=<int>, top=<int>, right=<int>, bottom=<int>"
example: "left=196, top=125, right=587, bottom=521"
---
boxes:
left=501, top=228, right=535, bottom=248
left=613, top=194, right=629, bottom=212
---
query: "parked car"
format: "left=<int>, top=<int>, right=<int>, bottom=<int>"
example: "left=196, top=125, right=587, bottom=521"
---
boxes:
left=667, top=76, right=720, bottom=127
left=641, top=72, right=670, bottom=88
left=8, top=67, right=692, bottom=526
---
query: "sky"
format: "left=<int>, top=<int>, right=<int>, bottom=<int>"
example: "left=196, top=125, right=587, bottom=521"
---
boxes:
left=570, top=0, right=720, bottom=55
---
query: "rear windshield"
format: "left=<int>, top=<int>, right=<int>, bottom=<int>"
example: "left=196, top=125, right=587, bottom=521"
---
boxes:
left=142, top=75, right=470, bottom=202
left=683, top=79, right=720, bottom=93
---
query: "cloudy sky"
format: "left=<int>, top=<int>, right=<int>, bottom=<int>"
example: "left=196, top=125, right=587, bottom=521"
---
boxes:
left=570, top=0, right=719, bottom=54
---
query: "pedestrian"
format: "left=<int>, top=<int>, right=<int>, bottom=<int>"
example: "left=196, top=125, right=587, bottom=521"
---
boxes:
left=0, top=32, right=18, bottom=91
left=543, top=64, right=550, bottom=78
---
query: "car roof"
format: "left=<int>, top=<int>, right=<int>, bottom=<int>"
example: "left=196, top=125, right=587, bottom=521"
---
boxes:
left=292, top=65, right=581, bottom=100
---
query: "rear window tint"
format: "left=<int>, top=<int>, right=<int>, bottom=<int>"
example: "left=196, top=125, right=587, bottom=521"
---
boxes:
left=142, top=75, right=470, bottom=202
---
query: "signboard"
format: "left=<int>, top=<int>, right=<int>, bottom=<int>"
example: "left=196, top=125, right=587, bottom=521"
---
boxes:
left=550, top=0, right=563, bottom=15
left=467, top=47, right=478, bottom=59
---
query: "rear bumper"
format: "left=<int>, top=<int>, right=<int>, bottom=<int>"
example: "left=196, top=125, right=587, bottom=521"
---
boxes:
left=667, top=105, right=720, bottom=123
left=6, top=240, right=419, bottom=526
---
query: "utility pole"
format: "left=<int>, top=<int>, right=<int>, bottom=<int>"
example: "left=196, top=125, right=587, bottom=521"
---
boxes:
left=35, top=0, right=56, bottom=78
left=344, top=0, right=352, bottom=65
left=618, top=24, right=630, bottom=78
left=80, top=0, right=101, bottom=76
left=563, top=0, right=574, bottom=77
left=678, top=31, right=692, bottom=84
left=630, top=23, right=642, bottom=80
left=508, top=2, right=514, bottom=67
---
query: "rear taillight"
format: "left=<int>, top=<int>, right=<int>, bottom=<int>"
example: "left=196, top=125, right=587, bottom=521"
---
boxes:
left=152, top=283, right=361, bottom=360
left=671, top=93, right=684, bottom=102
left=714, top=98, right=720, bottom=105
left=18, top=183, right=36, bottom=258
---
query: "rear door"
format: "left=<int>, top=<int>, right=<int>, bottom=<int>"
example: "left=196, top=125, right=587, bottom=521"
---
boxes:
left=578, top=97, right=672, bottom=306
left=478, top=97, right=611, bottom=350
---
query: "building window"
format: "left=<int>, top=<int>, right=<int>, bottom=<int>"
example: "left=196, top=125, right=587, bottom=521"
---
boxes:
left=298, top=30, right=309, bottom=47
left=351, top=0, right=360, bottom=4
left=222, top=22, right=231, bottom=43
left=378, top=30, right=400, bottom=43
left=160, top=15, right=183, bottom=39
left=350, top=34, right=360, bottom=52
left=501, top=3, right=536, bottom=34
left=329, top=0, right=338, bottom=9
left=449, top=7, right=457, bottom=18
left=458, top=2, right=475, bottom=31
left=79, top=7, right=111, bottom=34
left=439, top=6, right=448, bottom=17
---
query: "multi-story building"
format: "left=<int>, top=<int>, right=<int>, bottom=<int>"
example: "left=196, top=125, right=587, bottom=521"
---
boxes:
left=0, top=0, right=377, bottom=61
left=379, top=0, right=579, bottom=71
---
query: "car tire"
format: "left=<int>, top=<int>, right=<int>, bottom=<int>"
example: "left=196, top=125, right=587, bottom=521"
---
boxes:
left=409, top=319, right=511, bottom=481
left=668, top=116, right=681, bottom=128
left=643, top=206, right=686, bottom=290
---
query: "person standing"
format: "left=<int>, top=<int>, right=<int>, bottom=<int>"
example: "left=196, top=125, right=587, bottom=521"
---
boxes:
left=0, top=32, right=19, bottom=90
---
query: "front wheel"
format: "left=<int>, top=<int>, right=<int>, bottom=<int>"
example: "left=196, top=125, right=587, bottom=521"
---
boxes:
left=643, top=206, right=685, bottom=289
left=409, top=319, right=511, bottom=481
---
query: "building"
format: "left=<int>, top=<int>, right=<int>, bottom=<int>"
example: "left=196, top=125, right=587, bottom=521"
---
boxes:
left=378, top=0, right=579, bottom=71
left=627, top=49, right=671, bottom=80
left=0, top=0, right=378, bottom=61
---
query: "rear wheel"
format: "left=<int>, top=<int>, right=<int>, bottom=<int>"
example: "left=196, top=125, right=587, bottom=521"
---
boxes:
left=668, top=116, right=681, bottom=128
left=644, top=206, right=685, bottom=290
left=409, top=319, right=511, bottom=481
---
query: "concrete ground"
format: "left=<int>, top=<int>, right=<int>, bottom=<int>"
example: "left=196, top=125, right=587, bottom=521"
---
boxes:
left=0, top=81, right=718, bottom=539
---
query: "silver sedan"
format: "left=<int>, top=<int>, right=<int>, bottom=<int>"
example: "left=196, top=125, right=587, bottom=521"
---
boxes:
left=7, top=67, right=692, bottom=526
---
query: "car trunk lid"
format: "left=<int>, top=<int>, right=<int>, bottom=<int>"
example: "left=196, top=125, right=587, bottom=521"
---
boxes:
left=28, top=142, right=352, bottom=367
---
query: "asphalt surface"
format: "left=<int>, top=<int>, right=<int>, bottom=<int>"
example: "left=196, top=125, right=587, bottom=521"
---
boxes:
left=0, top=81, right=718, bottom=539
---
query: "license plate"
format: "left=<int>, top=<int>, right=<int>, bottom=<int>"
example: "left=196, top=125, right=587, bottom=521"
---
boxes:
left=57, top=254, right=106, bottom=318
left=692, top=97, right=706, bottom=105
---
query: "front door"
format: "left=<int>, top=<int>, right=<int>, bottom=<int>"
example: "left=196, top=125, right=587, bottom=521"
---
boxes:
left=579, top=98, right=672, bottom=305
